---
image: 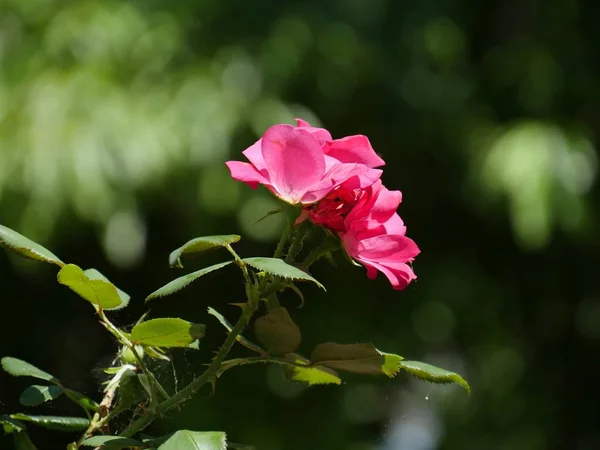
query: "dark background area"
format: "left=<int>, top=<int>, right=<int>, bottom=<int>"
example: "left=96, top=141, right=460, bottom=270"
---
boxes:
left=1, top=0, right=599, bottom=449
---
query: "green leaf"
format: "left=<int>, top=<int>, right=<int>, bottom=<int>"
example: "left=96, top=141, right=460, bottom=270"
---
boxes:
left=1, top=357, right=58, bottom=383
left=169, top=235, right=241, bottom=268
left=0, top=415, right=26, bottom=434
left=146, top=261, right=233, bottom=302
left=242, top=257, right=325, bottom=290
left=399, top=360, right=471, bottom=393
left=13, top=432, right=37, bottom=450
left=284, top=354, right=342, bottom=386
left=63, top=389, right=100, bottom=412
left=310, top=343, right=402, bottom=377
left=131, top=318, right=205, bottom=348
left=81, top=436, right=143, bottom=448
left=157, top=430, right=227, bottom=450
left=115, top=374, right=147, bottom=413
left=83, top=269, right=130, bottom=310
left=10, top=414, right=89, bottom=432
left=57, top=264, right=123, bottom=310
left=0, top=224, right=64, bottom=267
left=207, top=307, right=265, bottom=355
left=253, top=307, right=301, bottom=355
left=19, top=385, right=63, bottom=406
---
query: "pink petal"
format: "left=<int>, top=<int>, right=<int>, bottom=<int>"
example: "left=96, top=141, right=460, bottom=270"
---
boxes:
left=357, top=258, right=416, bottom=290
left=242, top=139, right=267, bottom=173
left=380, top=213, right=407, bottom=236
left=225, top=161, right=270, bottom=189
left=358, top=234, right=420, bottom=262
left=324, top=135, right=385, bottom=168
left=295, top=118, right=332, bottom=144
left=261, top=125, right=326, bottom=204
left=369, top=186, right=402, bottom=223
left=302, top=165, right=382, bottom=204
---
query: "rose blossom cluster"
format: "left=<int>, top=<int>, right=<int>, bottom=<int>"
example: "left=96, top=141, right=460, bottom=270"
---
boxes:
left=226, top=119, right=420, bottom=290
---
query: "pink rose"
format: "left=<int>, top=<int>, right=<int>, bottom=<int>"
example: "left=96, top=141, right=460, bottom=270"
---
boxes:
left=306, top=180, right=420, bottom=290
left=225, top=120, right=383, bottom=205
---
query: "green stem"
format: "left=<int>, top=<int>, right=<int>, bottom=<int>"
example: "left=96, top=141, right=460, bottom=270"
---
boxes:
left=286, top=221, right=310, bottom=262
left=119, top=306, right=254, bottom=437
left=274, top=219, right=294, bottom=259
left=303, top=232, right=338, bottom=267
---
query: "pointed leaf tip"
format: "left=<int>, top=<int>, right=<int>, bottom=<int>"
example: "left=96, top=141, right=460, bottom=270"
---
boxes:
left=310, top=343, right=402, bottom=377
left=242, top=257, right=325, bottom=290
left=0, top=224, right=64, bottom=267
left=169, top=235, right=241, bottom=268
left=146, top=261, right=233, bottom=302
left=399, top=360, right=470, bottom=393
left=9, top=414, right=89, bottom=432
left=1, top=357, right=57, bottom=383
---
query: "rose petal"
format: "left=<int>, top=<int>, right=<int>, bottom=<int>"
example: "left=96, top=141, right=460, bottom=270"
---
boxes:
left=225, top=161, right=270, bottom=189
left=324, top=135, right=385, bottom=168
left=295, top=118, right=332, bottom=144
left=261, top=125, right=326, bottom=204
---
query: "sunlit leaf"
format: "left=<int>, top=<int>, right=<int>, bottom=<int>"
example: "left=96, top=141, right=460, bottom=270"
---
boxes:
left=310, top=343, right=402, bottom=377
left=0, top=224, right=64, bottom=267
left=13, top=431, right=37, bottom=450
left=284, top=354, right=342, bottom=386
left=63, top=389, right=100, bottom=412
left=0, top=414, right=26, bottom=434
left=156, top=430, right=227, bottom=450
left=81, top=436, right=143, bottom=448
left=131, top=318, right=205, bottom=348
left=399, top=360, right=471, bottom=393
left=83, top=269, right=130, bottom=310
left=1, top=357, right=58, bottom=383
left=242, top=257, right=325, bottom=290
left=169, top=235, right=241, bottom=268
left=146, top=261, right=233, bottom=302
left=253, top=307, right=301, bottom=355
left=208, top=307, right=265, bottom=354
left=10, top=414, right=89, bottom=432
left=19, top=385, right=64, bottom=407
left=57, top=264, right=123, bottom=310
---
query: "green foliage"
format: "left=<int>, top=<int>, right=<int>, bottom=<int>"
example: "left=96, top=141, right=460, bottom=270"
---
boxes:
left=146, top=261, right=233, bottom=301
left=283, top=354, right=341, bottom=386
left=155, top=430, right=227, bottom=450
left=208, top=307, right=265, bottom=355
left=0, top=415, right=27, bottom=434
left=1, top=357, right=57, bottom=383
left=9, top=414, right=89, bottom=432
left=399, top=360, right=471, bottom=393
left=310, top=343, right=402, bottom=377
left=169, top=235, right=241, bottom=268
left=82, top=269, right=131, bottom=310
left=0, top=224, right=64, bottom=267
left=57, top=264, right=124, bottom=310
left=63, top=389, right=100, bottom=413
left=242, top=257, right=325, bottom=290
left=81, top=436, right=143, bottom=448
left=19, top=385, right=63, bottom=407
left=253, top=307, right=301, bottom=355
left=13, top=432, right=37, bottom=450
left=130, top=318, right=205, bottom=348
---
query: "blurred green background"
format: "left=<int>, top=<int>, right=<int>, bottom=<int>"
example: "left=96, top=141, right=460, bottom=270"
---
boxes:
left=1, top=0, right=599, bottom=449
